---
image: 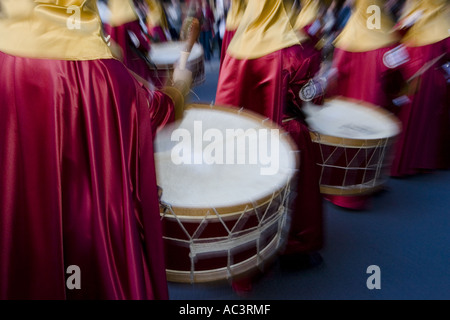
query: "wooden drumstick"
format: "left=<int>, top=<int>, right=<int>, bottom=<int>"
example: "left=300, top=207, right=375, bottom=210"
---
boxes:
left=179, top=18, right=200, bottom=71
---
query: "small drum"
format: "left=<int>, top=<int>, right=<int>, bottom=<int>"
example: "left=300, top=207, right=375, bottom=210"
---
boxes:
left=149, top=41, right=205, bottom=87
left=154, top=104, right=298, bottom=283
left=305, top=98, right=401, bottom=196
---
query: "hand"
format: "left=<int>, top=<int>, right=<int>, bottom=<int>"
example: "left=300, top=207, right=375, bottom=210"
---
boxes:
left=172, top=67, right=193, bottom=96
left=157, top=186, right=163, bottom=202
left=109, top=40, right=124, bottom=62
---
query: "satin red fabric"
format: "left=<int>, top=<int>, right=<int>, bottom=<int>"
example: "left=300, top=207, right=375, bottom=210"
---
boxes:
left=103, top=21, right=175, bottom=131
left=0, top=52, right=169, bottom=300
left=143, top=85, right=176, bottom=135
left=219, top=29, right=236, bottom=66
left=149, top=26, right=169, bottom=43
left=216, top=43, right=324, bottom=255
left=390, top=38, right=450, bottom=177
left=104, top=21, right=163, bottom=87
left=328, top=45, right=405, bottom=111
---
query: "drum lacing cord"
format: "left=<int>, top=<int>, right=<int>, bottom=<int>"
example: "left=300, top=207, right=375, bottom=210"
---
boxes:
left=316, top=136, right=392, bottom=191
left=199, top=197, right=286, bottom=281
left=188, top=89, right=201, bottom=101
left=261, top=117, right=271, bottom=125
left=160, top=200, right=201, bottom=283
left=372, top=139, right=391, bottom=188
left=191, top=198, right=273, bottom=282
left=160, top=201, right=196, bottom=243
left=160, top=186, right=292, bottom=282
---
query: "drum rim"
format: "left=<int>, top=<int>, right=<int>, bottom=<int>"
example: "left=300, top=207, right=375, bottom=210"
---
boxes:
left=319, top=181, right=387, bottom=196
left=160, top=186, right=288, bottom=218
left=307, top=97, right=402, bottom=146
left=156, top=103, right=300, bottom=217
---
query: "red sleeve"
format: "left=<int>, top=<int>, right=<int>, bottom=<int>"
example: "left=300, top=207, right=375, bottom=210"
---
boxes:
left=138, top=84, right=175, bottom=137
left=284, top=44, right=323, bottom=118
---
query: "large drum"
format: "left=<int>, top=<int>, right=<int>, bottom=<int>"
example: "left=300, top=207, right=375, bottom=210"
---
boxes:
left=305, top=98, right=401, bottom=196
left=149, top=41, right=205, bottom=87
left=154, top=104, right=298, bottom=283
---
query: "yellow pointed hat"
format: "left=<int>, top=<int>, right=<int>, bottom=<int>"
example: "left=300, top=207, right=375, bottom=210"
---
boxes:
left=226, top=0, right=248, bottom=31
left=145, top=0, right=168, bottom=29
left=294, top=0, right=320, bottom=30
left=283, top=0, right=300, bottom=28
left=293, top=0, right=321, bottom=42
left=0, top=0, right=113, bottom=60
left=107, top=0, right=139, bottom=27
left=227, top=0, right=300, bottom=59
left=334, top=0, right=400, bottom=52
left=401, top=0, right=450, bottom=47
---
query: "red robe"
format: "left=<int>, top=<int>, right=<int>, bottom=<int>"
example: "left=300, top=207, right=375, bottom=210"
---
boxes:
left=216, top=44, right=324, bottom=255
left=104, top=21, right=175, bottom=130
left=0, top=52, right=169, bottom=300
left=219, top=29, right=237, bottom=67
left=104, top=21, right=162, bottom=86
left=149, top=26, right=169, bottom=43
left=390, top=38, right=450, bottom=176
left=328, top=45, right=405, bottom=112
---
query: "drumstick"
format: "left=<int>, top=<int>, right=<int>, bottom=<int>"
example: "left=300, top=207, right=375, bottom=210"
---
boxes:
left=398, top=53, right=446, bottom=97
left=390, top=10, right=423, bottom=33
left=406, top=53, right=446, bottom=83
left=179, top=18, right=200, bottom=71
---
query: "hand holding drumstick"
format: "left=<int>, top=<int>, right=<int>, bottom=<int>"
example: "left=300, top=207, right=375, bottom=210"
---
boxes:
left=172, top=18, right=200, bottom=96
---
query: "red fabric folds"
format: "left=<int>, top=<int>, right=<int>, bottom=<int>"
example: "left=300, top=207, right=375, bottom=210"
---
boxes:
left=216, top=44, right=324, bottom=254
left=141, top=84, right=176, bottom=135
left=104, top=21, right=162, bottom=86
left=219, top=29, right=237, bottom=67
left=390, top=38, right=450, bottom=177
left=328, top=45, right=405, bottom=111
left=149, top=26, right=169, bottom=43
left=0, top=52, right=169, bottom=300
left=103, top=21, right=175, bottom=131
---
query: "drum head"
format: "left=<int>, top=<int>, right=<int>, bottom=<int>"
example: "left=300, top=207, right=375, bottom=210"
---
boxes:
left=304, top=98, right=401, bottom=141
left=154, top=104, right=298, bottom=216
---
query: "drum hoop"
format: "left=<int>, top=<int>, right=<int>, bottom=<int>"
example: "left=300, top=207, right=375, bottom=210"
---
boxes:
left=157, top=103, right=300, bottom=217
left=320, top=181, right=387, bottom=196
left=310, top=131, right=395, bottom=148
left=165, top=228, right=282, bottom=283
left=308, top=97, right=402, bottom=146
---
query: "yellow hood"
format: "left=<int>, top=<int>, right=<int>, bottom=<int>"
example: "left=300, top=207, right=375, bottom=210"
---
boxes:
left=227, top=0, right=300, bottom=59
left=401, top=0, right=450, bottom=47
left=334, top=0, right=400, bottom=52
left=0, top=0, right=113, bottom=60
